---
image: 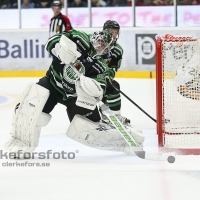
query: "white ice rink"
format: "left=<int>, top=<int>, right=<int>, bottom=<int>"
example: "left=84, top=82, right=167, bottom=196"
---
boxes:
left=0, top=78, right=200, bottom=200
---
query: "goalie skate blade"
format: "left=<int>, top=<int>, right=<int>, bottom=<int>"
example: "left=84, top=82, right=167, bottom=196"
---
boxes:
left=134, top=151, right=176, bottom=162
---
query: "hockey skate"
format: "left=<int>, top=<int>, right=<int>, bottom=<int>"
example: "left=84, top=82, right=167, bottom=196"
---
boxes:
left=101, top=115, right=144, bottom=147
left=115, top=114, right=131, bottom=126
left=101, top=112, right=131, bottom=127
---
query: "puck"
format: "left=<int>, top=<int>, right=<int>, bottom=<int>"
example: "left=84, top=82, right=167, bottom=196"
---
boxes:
left=167, top=156, right=175, bottom=163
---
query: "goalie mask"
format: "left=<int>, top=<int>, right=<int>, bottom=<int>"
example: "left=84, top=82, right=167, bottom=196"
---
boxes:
left=90, top=30, right=114, bottom=56
left=103, top=20, right=120, bottom=42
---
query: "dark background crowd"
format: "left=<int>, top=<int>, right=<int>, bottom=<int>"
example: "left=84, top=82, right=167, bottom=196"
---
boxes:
left=0, top=0, right=199, bottom=9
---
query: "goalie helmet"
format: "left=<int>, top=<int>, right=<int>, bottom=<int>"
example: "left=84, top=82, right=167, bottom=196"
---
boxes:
left=90, top=30, right=114, bottom=56
left=103, top=20, right=120, bottom=42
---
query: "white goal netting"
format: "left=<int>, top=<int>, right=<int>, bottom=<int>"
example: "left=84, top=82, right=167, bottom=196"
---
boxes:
left=157, top=34, right=200, bottom=148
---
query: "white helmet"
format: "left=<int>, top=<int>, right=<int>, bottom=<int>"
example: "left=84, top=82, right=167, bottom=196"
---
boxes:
left=90, top=30, right=114, bottom=56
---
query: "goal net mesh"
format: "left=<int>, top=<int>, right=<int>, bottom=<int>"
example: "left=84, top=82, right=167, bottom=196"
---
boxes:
left=157, top=34, right=200, bottom=149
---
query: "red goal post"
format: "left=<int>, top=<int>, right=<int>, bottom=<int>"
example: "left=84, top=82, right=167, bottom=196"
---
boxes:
left=156, top=34, right=200, bottom=155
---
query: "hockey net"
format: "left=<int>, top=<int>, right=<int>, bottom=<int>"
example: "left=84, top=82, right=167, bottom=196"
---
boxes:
left=156, top=34, right=200, bottom=155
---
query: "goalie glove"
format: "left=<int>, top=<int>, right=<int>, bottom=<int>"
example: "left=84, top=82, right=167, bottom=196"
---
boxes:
left=75, top=75, right=103, bottom=110
left=51, top=35, right=81, bottom=64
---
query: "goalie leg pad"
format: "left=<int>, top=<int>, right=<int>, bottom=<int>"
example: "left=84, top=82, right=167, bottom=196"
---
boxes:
left=66, top=115, right=144, bottom=153
left=125, top=126, right=145, bottom=146
left=4, top=83, right=51, bottom=156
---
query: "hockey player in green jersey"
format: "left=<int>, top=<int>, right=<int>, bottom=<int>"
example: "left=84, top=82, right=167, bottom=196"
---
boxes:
left=43, top=29, right=114, bottom=122
left=5, top=29, right=145, bottom=158
left=101, top=20, right=131, bottom=126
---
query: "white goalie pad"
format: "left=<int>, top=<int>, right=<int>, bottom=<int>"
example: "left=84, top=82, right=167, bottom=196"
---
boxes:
left=56, top=35, right=81, bottom=64
left=4, top=83, right=51, bottom=156
left=66, top=115, right=145, bottom=155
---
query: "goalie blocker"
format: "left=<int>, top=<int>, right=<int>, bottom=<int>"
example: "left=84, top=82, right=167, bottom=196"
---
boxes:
left=75, top=74, right=103, bottom=110
left=50, top=35, right=81, bottom=65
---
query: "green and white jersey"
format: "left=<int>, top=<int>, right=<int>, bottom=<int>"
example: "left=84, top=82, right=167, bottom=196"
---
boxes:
left=45, top=29, right=108, bottom=101
left=102, top=42, right=123, bottom=79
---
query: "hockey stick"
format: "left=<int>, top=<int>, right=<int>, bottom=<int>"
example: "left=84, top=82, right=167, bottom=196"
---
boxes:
left=73, top=64, right=175, bottom=162
left=107, top=78, right=156, bottom=123
left=97, top=98, right=175, bottom=163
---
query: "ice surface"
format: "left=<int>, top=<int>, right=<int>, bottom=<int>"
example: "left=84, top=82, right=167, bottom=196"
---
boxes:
left=0, top=78, right=200, bottom=200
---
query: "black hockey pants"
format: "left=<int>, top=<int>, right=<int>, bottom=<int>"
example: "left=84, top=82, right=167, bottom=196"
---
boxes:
left=37, top=76, right=101, bottom=122
left=102, top=79, right=121, bottom=111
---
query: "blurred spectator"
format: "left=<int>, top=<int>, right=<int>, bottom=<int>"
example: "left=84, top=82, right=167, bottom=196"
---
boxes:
left=12, top=0, right=34, bottom=8
left=92, top=0, right=106, bottom=7
left=36, top=0, right=52, bottom=8
left=9, top=0, right=17, bottom=8
left=192, top=0, right=197, bottom=4
left=11, top=0, right=17, bottom=8
left=21, top=0, right=35, bottom=8
left=160, top=0, right=173, bottom=5
left=1, top=0, right=12, bottom=8
left=152, top=0, right=161, bottom=5
left=70, top=0, right=87, bottom=7
left=106, top=0, right=126, bottom=6
left=191, top=0, right=200, bottom=4
left=179, top=0, right=192, bottom=4
left=127, top=0, right=144, bottom=6
left=145, top=0, right=158, bottom=6
left=49, top=0, right=72, bottom=37
left=67, top=0, right=74, bottom=5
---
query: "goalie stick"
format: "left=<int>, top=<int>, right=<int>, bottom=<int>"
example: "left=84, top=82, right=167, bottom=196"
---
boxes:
left=97, top=99, right=175, bottom=162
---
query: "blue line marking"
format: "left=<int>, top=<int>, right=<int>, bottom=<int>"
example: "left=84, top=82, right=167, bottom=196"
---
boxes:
left=0, top=95, right=8, bottom=105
